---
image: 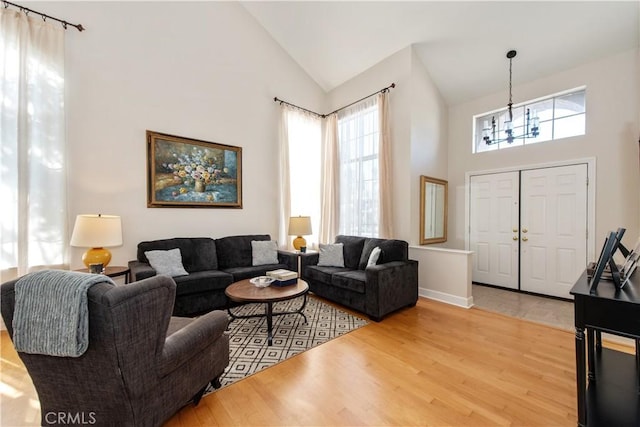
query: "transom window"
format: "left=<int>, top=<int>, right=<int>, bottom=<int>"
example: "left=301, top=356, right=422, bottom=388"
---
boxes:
left=473, top=87, right=586, bottom=153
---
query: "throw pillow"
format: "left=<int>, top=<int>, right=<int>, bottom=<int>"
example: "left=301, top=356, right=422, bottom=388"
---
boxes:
left=318, top=243, right=345, bottom=267
left=251, top=240, right=279, bottom=266
left=145, top=248, right=189, bottom=277
left=367, top=246, right=382, bottom=267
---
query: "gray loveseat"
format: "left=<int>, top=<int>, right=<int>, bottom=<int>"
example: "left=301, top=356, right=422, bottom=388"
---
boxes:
left=129, top=234, right=297, bottom=316
left=301, top=235, right=418, bottom=321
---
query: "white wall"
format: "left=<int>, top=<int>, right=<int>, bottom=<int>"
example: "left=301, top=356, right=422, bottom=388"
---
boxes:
left=409, top=49, right=449, bottom=246
left=39, top=2, right=325, bottom=268
left=326, top=46, right=448, bottom=244
left=448, top=49, right=640, bottom=251
left=410, top=246, right=473, bottom=308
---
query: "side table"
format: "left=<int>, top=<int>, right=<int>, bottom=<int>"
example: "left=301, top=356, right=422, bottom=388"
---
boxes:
left=279, top=249, right=318, bottom=276
left=570, top=269, right=640, bottom=426
left=74, top=266, right=131, bottom=284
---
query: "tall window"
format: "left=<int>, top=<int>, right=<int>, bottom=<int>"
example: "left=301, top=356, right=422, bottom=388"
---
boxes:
left=473, top=87, right=586, bottom=153
left=0, top=9, right=68, bottom=281
left=337, top=97, right=380, bottom=237
left=279, top=106, right=321, bottom=247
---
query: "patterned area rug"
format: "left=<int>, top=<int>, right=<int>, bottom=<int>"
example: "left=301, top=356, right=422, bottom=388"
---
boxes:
left=212, top=294, right=368, bottom=389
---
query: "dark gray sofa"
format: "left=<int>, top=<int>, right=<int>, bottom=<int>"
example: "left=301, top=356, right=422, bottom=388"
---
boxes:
left=129, top=234, right=297, bottom=316
left=301, top=235, right=418, bottom=321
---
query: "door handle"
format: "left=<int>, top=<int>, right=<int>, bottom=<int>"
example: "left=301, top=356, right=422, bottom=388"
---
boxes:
left=522, top=228, right=528, bottom=233
left=513, top=236, right=518, bottom=241
left=522, top=236, right=528, bottom=242
left=512, top=228, right=518, bottom=233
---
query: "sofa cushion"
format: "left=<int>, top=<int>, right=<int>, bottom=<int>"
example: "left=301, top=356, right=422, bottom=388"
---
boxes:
left=358, top=238, right=408, bottom=269
left=318, top=243, right=345, bottom=267
left=367, top=247, right=382, bottom=267
left=172, top=270, right=233, bottom=297
left=185, top=238, right=218, bottom=272
left=145, top=248, right=189, bottom=277
left=137, top=237, right=218, bottom=272
left=216, top=234, right=271, bottom=269
left=331, top=270, right=366, bottom=294
left=305, top=265, right=350, bottom=284
left=378, top=239, right=409, bottom=263
left=251, top=240, right=278, bottom=266
left=335, top=235, right=366, bottom=269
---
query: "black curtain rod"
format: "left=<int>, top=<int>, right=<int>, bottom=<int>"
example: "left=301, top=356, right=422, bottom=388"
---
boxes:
left=273, top=98, right=324, bottom=118
left=274, top=83, right=395, bottom=119
left=3, top=0, right=84, bottom=31
left=326, top=83, right=395, bottom=116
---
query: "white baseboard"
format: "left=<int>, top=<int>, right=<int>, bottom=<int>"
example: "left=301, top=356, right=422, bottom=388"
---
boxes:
left=419, top=288, right=474, bottom=309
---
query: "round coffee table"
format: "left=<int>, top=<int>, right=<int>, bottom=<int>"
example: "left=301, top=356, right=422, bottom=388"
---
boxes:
left=225, top=278, right=309, bottom=346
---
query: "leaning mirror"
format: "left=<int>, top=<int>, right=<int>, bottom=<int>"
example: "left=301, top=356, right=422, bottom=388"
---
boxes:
left=420, top=175, right=448, bottom=245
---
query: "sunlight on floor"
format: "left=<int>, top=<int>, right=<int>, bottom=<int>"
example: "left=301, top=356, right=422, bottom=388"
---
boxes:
left=0, top=381, right=21, bottom=399
left=1, top=332, right=41, bottom=426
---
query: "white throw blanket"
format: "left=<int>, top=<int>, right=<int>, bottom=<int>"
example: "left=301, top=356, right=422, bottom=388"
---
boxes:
left=13, top=270, right=115, bottom=357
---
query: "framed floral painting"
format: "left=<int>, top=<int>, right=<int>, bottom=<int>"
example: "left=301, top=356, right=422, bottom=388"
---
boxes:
left=147, top=131, right=242, bottom=208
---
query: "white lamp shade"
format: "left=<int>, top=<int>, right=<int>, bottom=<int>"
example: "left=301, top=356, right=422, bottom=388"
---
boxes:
left=70, top=214, right=123, bottom=248
left=288, top=216, right=312, bottom=236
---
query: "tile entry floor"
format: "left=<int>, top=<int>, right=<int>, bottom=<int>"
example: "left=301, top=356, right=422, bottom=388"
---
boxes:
left=472, top=284, right=574, bottom=331
left=472, top=284, right=633, bottom=345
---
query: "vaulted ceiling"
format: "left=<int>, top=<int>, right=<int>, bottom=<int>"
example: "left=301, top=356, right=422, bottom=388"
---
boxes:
left=241, top=1, right=640, bottom=106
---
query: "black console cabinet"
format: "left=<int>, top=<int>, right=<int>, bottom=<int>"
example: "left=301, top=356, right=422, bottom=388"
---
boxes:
left=571, top=270, right=640, bottom=426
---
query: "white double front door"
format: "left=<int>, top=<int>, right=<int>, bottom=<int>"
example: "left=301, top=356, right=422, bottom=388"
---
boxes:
left=469, top=164, right=588, bottom=298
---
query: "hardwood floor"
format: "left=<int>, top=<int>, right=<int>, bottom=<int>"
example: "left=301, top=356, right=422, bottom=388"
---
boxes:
left=1, top=297, right=632, bottom=426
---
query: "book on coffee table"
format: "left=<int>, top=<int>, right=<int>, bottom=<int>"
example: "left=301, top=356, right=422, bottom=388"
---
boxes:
left=266, top=269, right=298, bottom=287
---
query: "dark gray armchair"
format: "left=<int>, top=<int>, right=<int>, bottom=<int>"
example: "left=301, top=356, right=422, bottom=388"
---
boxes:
left=0, top=274, right=230, bottom=427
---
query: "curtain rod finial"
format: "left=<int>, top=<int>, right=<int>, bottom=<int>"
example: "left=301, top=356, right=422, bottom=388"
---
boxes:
left=390, top=83, right=396, bottom=88
left=77, top=24, right=85, bottom=31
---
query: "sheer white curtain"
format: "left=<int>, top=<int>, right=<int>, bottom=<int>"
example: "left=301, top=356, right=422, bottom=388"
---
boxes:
left=319, top=113, right=339, bottom=244
left=278, top=106, right=292, bottom=249
left=377, top=91, right=393, bottom=238
left=0, top=9, right=68, bottom=282
left=278, top=105, right=321, bottom=249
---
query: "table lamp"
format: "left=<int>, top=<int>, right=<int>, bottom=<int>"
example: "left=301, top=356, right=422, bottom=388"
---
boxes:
left=70, top=214, right=123, bottom=268
left=288, top=216, right=312, bottom=251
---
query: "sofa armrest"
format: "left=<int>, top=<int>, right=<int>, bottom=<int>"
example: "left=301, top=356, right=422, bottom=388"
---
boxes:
left=159, top=310, right=229, bottom=377
left=300, top=252, right=320, bottom=279
left=365, top=260, right=418, bottom=320
left=277, top=250, right=299, bottom=273
left=128, top=260, right=157, bottom=282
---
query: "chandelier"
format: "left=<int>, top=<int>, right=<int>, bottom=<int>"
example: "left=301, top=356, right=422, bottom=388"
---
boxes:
left=483, top=50, right=540, bottom=145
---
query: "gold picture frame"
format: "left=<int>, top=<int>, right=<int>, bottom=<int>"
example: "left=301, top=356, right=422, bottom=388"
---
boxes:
left=419, top=175, right=448, bottom=244
left=147, top=130, right=242, bottom=208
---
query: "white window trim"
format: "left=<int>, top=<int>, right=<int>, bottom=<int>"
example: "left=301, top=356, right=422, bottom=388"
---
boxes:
left=472, top=85, right=587, bottom=153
